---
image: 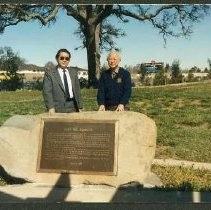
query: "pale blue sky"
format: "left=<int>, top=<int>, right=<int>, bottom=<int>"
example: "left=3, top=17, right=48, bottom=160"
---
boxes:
left=0, top=6, right=211, bottom=70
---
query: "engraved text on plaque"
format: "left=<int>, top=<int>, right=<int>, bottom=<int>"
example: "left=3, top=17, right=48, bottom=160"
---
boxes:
left=37, top=118, right=118, bottom=175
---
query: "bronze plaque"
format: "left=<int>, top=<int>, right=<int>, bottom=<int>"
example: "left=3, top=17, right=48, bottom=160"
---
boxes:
left=37, top=118, right=118, bottom=175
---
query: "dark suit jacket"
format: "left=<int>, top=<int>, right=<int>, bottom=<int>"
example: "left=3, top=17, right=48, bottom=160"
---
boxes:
left=43, top=66, right=82, bottom=113
left=97, top=67, right=132, bottom=107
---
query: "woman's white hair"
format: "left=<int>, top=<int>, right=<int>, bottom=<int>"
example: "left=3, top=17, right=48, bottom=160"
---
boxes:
left=107, top=50, right=121, bottom=61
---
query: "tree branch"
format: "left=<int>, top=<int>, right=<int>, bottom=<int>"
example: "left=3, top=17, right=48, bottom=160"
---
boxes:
left=95, top=5, right=113, bottom=25
left=63, top=5, right=87, bottom=25
left=113, top=5, right=178, bottom=21
left=0, top=5, right=60, bottom=33
left=111, top=4, right=210, bottom=43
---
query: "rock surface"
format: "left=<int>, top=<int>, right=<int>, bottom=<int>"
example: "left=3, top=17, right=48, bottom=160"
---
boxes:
left=0, top=111, right=160, bottom=187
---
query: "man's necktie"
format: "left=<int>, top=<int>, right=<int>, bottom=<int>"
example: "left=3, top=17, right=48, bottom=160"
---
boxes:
left=63, top=69, right=70, bottom=99
left=112, top=71, right=117, bottom=79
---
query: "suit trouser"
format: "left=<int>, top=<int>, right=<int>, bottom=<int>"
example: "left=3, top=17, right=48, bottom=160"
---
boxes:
left=56, top=99, right=78, bottom=113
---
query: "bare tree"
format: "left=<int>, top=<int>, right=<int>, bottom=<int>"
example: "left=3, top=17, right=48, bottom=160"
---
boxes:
left=0, top=4, right=209, bottom=87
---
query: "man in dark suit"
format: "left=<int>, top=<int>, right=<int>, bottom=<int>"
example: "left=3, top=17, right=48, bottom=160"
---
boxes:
left=97, top=50, right=132, bottom=111
left=43, top=48, right=82, bottom=113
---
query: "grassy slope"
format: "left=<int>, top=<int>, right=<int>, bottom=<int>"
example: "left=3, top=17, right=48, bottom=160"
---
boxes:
left=0, top=82, right=211, bottom=189
left=0, top=82, right=210, bottom=162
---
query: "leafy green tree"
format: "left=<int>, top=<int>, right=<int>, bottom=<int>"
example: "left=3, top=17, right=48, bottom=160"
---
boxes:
left=164, top=63, right=171, bottom=85
left=207, top=59, right=211, bottom=79
left=0, top=47, right=25, bottom=90
left=153, top=69, right=167, bottom=86
left=44, top=61, right=56, bottom=70
left=207, top=58, right=211, bottom=70
left=204, top=67, right=208, bottom=72
left=100, top=63, right=107, bottom=72
left=170, top=59, right=183, bottom=84
left=139, top=63, right=147, bottom=83
left=0, top=5, right=209, bottom=87
left=165, top=63, right=170, bottom=71
left=190, top=66, right=201, bottom=72
left=187, top=71, right=195, bottom=82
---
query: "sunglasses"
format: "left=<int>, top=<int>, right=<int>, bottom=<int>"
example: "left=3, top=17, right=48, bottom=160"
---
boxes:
left=59, top=56, right=70, bottom=61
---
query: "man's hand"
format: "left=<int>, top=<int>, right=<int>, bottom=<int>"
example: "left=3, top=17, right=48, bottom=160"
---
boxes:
left=48, top=108, right=55, bottom=115
left=116, top=104, right=124, bottom=111
left=98, top=105, right=105, bottom=111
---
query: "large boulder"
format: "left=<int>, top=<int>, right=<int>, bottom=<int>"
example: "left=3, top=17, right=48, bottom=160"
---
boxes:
left=0, top=111, right=160, bottom=187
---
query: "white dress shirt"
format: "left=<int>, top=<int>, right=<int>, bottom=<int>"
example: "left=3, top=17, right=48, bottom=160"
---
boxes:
left=58, top=67, right=73, bottom=98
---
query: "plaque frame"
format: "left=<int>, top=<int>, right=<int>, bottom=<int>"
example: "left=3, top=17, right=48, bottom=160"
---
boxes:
left=37, top=117, right=119, bottom=175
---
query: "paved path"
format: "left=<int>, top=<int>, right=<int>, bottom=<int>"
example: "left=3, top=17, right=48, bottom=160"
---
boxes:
left=153, top=159, right=211, bottom=170
left=0, top=159, right=211, bottom=204
left=0, top=183, right=211, bottom=203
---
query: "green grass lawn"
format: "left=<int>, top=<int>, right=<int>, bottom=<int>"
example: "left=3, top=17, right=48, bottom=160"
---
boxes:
left=0, top=82, right=211, bottom=189
left=131, top=83, right=211, bottom=163
left=0, top=82, right=210, bottom=162
left=152, top=165, right=211, bottom=191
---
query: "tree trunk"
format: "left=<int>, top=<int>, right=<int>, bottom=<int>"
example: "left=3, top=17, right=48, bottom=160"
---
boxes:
left=85, top=23, right=101, bottom=88
left=95, top=24, right=101, bottom=80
